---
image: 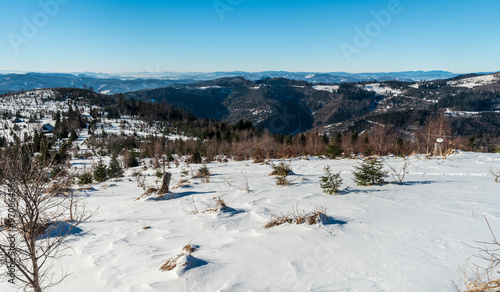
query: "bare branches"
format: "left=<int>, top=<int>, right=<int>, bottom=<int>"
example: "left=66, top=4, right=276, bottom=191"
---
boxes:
left=490, top=166, right=500, bottom=183
left=385, top=158, right=411, bottom=185
left=0, top=147, right=92, bottom=291
left=462, top=217, right=500, bottom=291
left=239, top=175, right=250, bottom=193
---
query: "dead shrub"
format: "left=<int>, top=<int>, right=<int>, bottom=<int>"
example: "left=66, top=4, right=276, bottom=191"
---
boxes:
left=385, top=158, right=411, bottom=184
left=461, top=217, right=500, bottom=292
left=490, top=167, right=500, bottom=183
left=264, top=205, right=328, bottom=229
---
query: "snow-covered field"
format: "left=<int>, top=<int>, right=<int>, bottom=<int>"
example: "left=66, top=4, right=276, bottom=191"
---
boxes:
left=3, top=152, right=499, bottom=291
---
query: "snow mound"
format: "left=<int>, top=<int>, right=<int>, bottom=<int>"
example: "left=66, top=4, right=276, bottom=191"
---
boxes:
left=39, top=221, right=83, bottom=239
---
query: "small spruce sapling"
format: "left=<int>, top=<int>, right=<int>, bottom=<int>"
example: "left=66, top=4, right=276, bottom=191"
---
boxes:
left=352, top=157, right=388, bottom=186
left=320, top=165, right=343, bottom=195
left=270, top=160, right=292, bottom=186
left=78, top=172, right=93, bottom=185
left=196, top=165, right=211, bottom=183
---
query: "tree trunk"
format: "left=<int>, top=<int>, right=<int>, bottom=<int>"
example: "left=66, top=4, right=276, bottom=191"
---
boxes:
left=30, top=236, right=42, bottom=292
left=158, top=172, right=172, bottom=195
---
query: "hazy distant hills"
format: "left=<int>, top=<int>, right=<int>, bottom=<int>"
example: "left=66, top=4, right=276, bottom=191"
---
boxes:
left=0, top=70, right=460, bottom=95
left=0, top=73, right=189, bottom=95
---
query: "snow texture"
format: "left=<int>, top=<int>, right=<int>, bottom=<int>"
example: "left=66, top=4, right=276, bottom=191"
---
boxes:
left=1, top=152, right=498, bottom=291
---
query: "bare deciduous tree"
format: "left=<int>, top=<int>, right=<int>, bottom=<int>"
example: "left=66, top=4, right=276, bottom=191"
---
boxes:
left=385, top=158, right=411, bottom=185
left=0, top=148, right=92, bottom=291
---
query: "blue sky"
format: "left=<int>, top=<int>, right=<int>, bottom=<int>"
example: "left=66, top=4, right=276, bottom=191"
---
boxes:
left=1, top=0, right=499, bottom=74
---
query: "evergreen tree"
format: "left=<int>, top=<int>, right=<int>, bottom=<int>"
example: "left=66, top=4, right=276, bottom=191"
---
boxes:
left=191, top=148, right=202, bottom=164
left=326, top=143, right=343, bottom=159
left=335, top=132, right=342, bottom=144
left=78, top=172, right=93, bottom=185
left=320, top=165, right=343, bottom=195
left=125, top=150, right=139, bottom=168
left=69, top=129, right=78, bottom=143
left=93, top=157, right=109, bottom=182
left=108, top=153, right=123, bottom=178
left=352, top=157, right=388, bottom=186
left=322, top=134, right=329, bottom=144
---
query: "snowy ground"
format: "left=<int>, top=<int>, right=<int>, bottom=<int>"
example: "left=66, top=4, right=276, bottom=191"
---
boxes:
left=2, top=152, right=500, bottom=291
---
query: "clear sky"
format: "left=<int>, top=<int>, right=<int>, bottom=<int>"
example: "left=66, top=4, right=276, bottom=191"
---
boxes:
left=1, top=0, right=499, bottom=74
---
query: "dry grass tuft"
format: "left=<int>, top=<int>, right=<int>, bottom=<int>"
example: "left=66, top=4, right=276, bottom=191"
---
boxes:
left=134, top=187, right=158, bottom=201
left=172, top=178, right=191, bottom=190
left=463, top=275, right=500, bottom=292
left=182, top=242, right=197, bottom=256
left=264, top=205, right=328, bottom=229
left=160, top=242, right=199, bottom=272
left=274, top=175, right=290, bottom=186
left=205, top=195, right=227, bottom=213
left=461, top=217, right=500, bottom=292
left=239, top=175, right=250, bottom=193
left=263, top=213, right=294, bottom=229
left=159, top=254, right=183, bottom=271
left=307, top=206, right=329, bottom=225
left=143, top=187, right=158, bottom=195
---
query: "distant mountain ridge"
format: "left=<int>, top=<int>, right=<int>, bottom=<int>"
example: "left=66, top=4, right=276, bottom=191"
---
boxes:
left=0, top=70, right=461, bottom=95
left=125, top=73, right=500, bottom=135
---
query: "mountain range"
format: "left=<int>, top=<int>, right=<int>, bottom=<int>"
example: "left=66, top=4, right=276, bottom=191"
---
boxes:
left=0, top=70, right=462, bottom=95
left=123, top=73, right=500, bottom=136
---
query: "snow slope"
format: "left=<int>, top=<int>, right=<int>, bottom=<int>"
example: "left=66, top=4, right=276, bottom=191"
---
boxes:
left=448, top=74, right=500, bottom=88
left=2, top=152, right=500, bottom=291
left=361, top=83, right=403, bottom=96
left=312, top=85, right=339, bottom=93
